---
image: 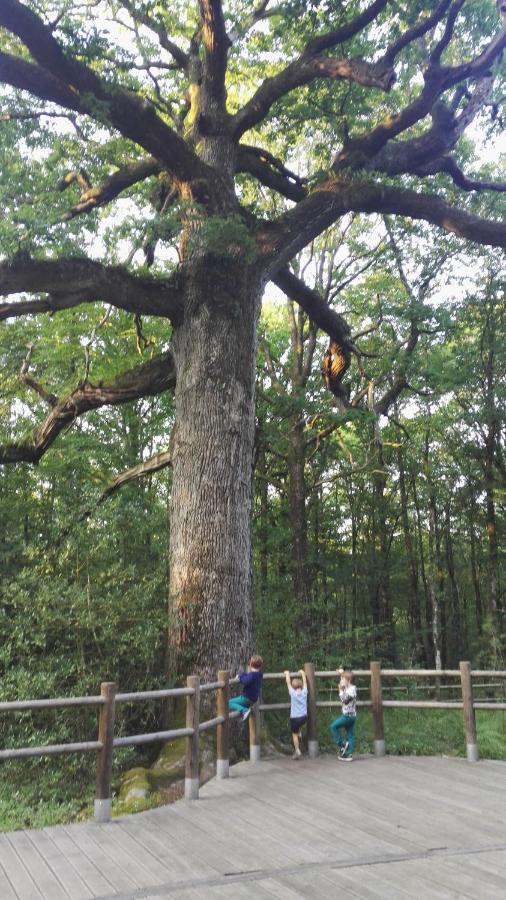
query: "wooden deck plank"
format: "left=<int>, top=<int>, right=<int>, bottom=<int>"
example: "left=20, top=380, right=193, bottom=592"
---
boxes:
left=0, top=852, right=19, bottom=900
left=62, top=824, right=137, bottom=894
left=45, top=827, right=116, bottom=898
left=6, top=831, right=69, bottom=900
left=25, top=829, right=93, bottom=900
left=0, top=834, right=43, bottom=900
left=117, top=813, right=222, bottom=882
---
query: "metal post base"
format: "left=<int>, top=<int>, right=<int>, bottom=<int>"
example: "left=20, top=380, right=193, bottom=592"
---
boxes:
left=94, top=798, right=111, bottom=823
left=466, top=743, right=479, bottom=762
left=216, top=759, right=229, bottom=779
left=374, top=739, right=386, bottom=757
left=185, top=777, right=199, bottom=800
left=308, top=740, right=319, bottom=759
left=250, top=744, right=261, bottom=763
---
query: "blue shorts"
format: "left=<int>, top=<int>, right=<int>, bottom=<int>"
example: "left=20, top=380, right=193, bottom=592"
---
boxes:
left=290, top=715, right=307, bottom=734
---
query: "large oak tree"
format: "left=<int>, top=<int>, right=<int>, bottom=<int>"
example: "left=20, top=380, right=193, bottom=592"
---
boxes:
left=1, top=0, right=505, bottom=677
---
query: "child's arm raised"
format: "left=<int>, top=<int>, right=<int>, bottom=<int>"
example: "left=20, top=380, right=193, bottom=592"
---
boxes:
left=283, top=670, right=292, bottom=691
left=299, top=669, right=308, bottom=690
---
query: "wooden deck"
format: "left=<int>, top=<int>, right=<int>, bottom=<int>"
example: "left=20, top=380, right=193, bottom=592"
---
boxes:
left=1, top=755, right=505, bottom=899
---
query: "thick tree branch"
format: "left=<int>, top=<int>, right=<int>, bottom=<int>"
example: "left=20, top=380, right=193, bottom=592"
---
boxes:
left=237, top=145, right=307, bottom=201
left=98, top=447, right=173, bottom=503
left=306, top=0, right=389, bottom=55
left=335, top=27, right=506, bottom=170
left=272, top=268, right=353, bottom=349
left=231, top=54, right=395, bottom=139
left=0, top=1, right=209, bottom=186
left=264, top=179, right=506, bottom=269
left=366, top=77, right=494, bottom=178
left=0, top=352, right=176, bottom=465
left=61, top=158, right=162, bottom=220
left=0, top=257, right=184, bottom=322
left=380, top=0, right=454, bottom=66
left=199, top=1, right=229, bottom=108
left=416, top=156, right=506, bottom=193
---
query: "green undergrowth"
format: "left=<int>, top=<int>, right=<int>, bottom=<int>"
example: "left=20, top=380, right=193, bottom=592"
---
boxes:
left=266, top=707, right=506, bottom=760
left=1, top=709, right=505, bottom=831
left=0, top=746, right=151, bottom=832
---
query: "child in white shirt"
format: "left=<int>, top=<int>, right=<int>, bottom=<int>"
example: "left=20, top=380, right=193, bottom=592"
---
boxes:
left=284, top=668, right=308, bottom=759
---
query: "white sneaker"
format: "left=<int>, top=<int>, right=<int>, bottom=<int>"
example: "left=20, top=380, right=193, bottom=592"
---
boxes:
left=338, top=754, right=353, bottom=762
left=241, top=707, right=251, bottom=721
left=292, top=750, right=302, bottom=760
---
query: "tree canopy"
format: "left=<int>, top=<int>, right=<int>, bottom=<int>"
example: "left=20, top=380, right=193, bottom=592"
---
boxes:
left=1, top=0, right=505, bottom=675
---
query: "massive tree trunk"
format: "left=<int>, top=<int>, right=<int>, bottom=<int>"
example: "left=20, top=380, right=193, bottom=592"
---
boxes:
left=167, top=258, right=263, bottom=679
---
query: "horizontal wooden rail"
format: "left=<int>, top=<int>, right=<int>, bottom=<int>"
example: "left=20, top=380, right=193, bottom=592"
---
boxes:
left=113, top=727, right=194, bottom=748
left=316, top=700, right=372, bottom=708
left=315, top=670, right=369, bottom=678
left=0, top=740, right=103, bottom=760
left=0, top=696, right=104, bottom=712
left=474, top=702, right=506, bottom=710
left=115, top=687, right=194, bottom=702
left=381, top=669, right=461, bottom=677
left=259, top=703, right=290, bottom=710
left=199, top=716, right=225, bottom=732
left=200, top=681, right=225, bottom=693
left=381, top=700, right=463, bottom=709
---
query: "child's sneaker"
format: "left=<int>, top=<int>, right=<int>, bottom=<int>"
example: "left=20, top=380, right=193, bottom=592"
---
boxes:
left=292, top=749, right=302, bottom=760
left=338, top=754, right=353, bottom=762
left=241, top=707, right=251, bottom=721
left=339, top=741, right=349, bottom=757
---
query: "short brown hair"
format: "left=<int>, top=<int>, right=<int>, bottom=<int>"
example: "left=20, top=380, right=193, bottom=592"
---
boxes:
left=250, top=655, right=263, bottom=670
left=291, top=677, right=303, bottom=689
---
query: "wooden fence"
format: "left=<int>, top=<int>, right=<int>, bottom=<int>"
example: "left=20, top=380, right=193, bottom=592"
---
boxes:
left=1, top=662, right=505, bottom=822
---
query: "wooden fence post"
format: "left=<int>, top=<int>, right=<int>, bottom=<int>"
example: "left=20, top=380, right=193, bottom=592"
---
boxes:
left=370, top=661, right=385, bottom=757
left=460, top=661, right=478, bottom=761
left=185, top=675, right=200, bottom=799
left=216, top=670, right=230, bottom=778
left=95, top=681, right=116, bottom=822
left=249, top=700, right=261, bottom=763
left=304, top=662, right=318, bottom=758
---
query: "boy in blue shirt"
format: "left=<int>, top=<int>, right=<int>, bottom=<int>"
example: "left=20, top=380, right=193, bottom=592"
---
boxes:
left=284, top=668, right=308, bottom=759
left=229, top=655, right=263, bottom=720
